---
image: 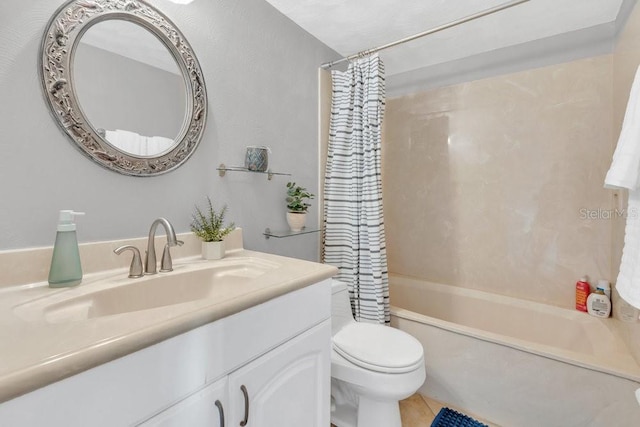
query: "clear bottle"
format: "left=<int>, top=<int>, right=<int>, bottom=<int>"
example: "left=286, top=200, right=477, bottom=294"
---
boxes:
left=48, top=210, right=85, bottom=288
left=616, top=298, right=640, bottom=323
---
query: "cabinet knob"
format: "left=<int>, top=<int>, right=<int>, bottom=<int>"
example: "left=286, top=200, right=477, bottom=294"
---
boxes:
left=215, top=399, right=225, bottom=427
left=240, top=385, right=249, bottom=426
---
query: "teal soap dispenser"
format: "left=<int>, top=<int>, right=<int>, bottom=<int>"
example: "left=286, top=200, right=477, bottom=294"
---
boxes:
left=48, top=210, right=85, bottom=288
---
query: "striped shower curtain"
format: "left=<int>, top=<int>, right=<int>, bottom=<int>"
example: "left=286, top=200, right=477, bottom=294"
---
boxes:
left=323, top=54, right=389, bottom=325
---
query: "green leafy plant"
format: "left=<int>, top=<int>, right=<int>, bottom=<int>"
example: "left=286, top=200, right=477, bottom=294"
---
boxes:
left=286, top=182, right=314, bottom=212
left=190, top=197, right=235, bottom=242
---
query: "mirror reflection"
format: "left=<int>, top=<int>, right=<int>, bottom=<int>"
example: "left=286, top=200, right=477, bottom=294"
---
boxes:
left=73, top=20, right=187, bottom=157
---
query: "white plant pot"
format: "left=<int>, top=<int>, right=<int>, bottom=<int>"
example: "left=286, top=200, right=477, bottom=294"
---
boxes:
left=286, top=211, right=307, bottom=232
left=202, top=240, right=225, bottom=260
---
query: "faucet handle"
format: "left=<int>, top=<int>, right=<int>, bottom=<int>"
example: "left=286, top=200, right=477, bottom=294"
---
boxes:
left=160, top=240, right=184, bottom=273
left=114, top=245, right=144, bottom=278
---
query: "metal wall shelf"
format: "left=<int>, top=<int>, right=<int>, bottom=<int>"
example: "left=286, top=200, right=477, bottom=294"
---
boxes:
left=263, top=227, right=320, bottom=239
left=217, top=163, right=291, bottom=181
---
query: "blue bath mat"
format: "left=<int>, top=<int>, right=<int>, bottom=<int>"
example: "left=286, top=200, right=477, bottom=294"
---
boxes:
left=431, top=407, right=488, bottom=427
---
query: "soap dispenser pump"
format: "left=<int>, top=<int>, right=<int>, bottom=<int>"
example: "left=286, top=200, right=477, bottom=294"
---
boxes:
left=48, top=210, right=85, bottom=288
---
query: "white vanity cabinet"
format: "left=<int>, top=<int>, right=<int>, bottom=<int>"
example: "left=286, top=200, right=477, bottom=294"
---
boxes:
left=226, top=322, right=329, bottom=427
left=140, top=377, right=228, bottom=427
left=0, top=280, right=331, bottom=427
left=142, top=321, right=330, bottom=427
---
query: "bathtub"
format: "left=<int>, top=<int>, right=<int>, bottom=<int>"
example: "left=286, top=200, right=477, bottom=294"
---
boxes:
left=389, top=275, right=640, bottom=427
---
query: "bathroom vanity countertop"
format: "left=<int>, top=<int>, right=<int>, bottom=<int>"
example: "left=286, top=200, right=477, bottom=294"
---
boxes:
left=0, top=249, right=337, bottom=403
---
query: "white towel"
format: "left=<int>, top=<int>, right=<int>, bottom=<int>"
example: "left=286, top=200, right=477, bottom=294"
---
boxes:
left=616, top=191, right=640, bottom=309
left=104, top=130, right=119, bottom=148
left=145, top=136, right=175, bottom=155
left=606, top=67, right=640, bottom=190
left=104, top=129, right=150, bottom=156
left=605, top=66, right=640, bottom=309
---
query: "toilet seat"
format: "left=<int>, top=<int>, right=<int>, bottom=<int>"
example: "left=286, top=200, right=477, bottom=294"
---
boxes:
left=332, top=323, right=424, bottom=374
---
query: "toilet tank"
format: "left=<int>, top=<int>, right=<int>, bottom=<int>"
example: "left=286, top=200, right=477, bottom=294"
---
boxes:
left=331, top=279, right=355, bottom=336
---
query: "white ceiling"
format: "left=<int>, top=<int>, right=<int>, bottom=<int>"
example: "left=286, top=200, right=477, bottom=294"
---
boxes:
left=264, top=0, right=636, bottom=94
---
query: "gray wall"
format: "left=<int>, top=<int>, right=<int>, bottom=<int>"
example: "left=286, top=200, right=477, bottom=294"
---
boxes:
left=74, top=42, right=185, bottom=140
left=0, top=0, right=338, bottom=261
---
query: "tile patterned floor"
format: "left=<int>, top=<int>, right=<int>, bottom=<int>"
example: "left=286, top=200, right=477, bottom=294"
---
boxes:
left=401, top=394, right=499, bottom=427
left=332, top=394, right=499, bottom=427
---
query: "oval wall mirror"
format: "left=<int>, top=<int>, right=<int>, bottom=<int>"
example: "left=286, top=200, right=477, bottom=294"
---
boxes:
left=40, top=0, right=207, bottom=176
left=74, top=20, right=187, bottom=158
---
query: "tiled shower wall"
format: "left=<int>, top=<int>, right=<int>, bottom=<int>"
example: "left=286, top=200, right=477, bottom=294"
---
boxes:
left=383, top=55, right=614, bottom=309
left=383, top=1, right=640, bottom=364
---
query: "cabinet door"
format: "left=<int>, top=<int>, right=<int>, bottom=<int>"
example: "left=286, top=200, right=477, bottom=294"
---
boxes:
left=228, top=320, right=330, bottom=427
left=139, top=377, right=228, bottom=427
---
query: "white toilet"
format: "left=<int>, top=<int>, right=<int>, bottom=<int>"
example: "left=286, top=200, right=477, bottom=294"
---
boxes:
left=330, top=280, right=426, bottom=427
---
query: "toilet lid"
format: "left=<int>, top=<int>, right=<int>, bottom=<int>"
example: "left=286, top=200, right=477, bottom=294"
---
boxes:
left=332, top=323, right=424, bottom=374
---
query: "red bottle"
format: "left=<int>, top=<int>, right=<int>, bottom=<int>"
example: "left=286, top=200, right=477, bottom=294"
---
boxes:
left=576, top=276, right=591, bottom=312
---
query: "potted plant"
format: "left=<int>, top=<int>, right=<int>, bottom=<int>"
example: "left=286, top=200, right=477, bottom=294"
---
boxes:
left=190, top=197, right=235, bottom=260
left=285, top=182, right=314, bottom=232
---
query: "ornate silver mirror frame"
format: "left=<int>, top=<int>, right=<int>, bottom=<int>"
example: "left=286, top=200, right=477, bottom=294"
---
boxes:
left=39, top=0, right=207, bottom=176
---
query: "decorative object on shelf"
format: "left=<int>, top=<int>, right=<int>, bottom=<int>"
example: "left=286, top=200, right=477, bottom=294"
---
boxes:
left=286, top=182, right=314, bottom=232
left=245, top=146, right=270, bottom=172
left=190, top=197, right=235, bottom=260
left=217, top=164, right=291, bottom=181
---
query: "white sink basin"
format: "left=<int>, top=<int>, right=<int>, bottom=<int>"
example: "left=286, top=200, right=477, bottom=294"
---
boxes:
left=14, top=258, right=279, bottom=323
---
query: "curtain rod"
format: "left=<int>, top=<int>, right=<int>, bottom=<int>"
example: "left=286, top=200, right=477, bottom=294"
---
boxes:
left=320, top=0, right=531, bottom=69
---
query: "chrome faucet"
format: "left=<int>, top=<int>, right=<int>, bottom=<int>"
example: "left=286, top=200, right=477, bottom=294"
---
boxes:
left=114, top=245, right=144, bottom=278
left=145, top=218, right=179, bottom=275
